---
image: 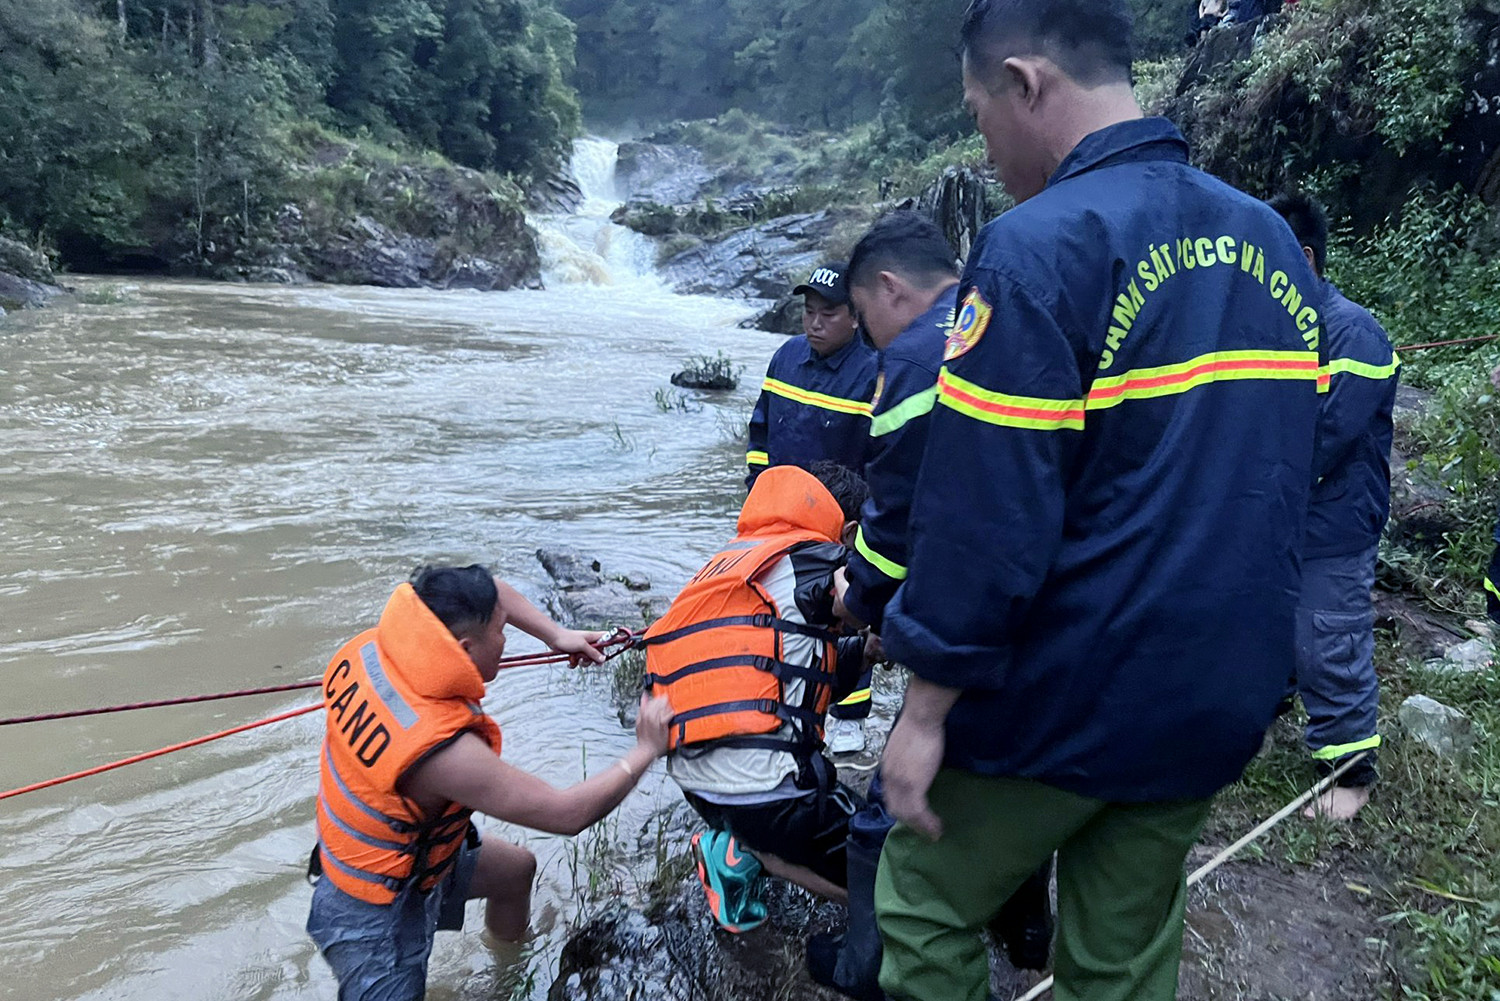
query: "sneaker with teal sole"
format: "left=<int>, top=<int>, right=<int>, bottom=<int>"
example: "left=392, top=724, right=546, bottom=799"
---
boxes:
left=690, top=829, right=767, bottom=933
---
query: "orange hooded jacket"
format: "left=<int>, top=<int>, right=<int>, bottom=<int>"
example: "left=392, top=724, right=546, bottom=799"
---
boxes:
left=641, top=465, right=846, bottom=754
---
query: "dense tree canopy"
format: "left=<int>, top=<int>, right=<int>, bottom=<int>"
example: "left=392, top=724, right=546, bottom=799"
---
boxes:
left=0, top=0, right=578, bottom=266
left=563, top=0, right=1188, bottom=135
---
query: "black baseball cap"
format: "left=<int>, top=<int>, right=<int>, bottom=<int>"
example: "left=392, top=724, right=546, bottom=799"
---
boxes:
left=793, top=262, right=849, bottom=305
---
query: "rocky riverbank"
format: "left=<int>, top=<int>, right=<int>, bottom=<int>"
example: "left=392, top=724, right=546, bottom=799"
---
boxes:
left=604, top=131, right=999, bottom=334
left=0, top=236, right=65, bottom=318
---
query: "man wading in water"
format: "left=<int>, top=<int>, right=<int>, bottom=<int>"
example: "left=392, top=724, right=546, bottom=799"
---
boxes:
left=307, top=565, right=672, bottom=1001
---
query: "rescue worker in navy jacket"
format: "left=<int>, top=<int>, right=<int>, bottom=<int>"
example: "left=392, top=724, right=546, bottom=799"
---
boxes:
left=1270, top=192, right=1399, bottom=822
left=873, top=3, right=1323, bottom=1000
left=835, top=212, right=959, bottom=636
left=746, top=262, right=880, bottom=754
left=814, top=212, right=1053, bottom=1001
left=745, top=263, right=879, bottom=488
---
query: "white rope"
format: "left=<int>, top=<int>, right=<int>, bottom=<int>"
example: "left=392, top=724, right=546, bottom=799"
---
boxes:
left=1010, top=752, right=1370, bottom=1001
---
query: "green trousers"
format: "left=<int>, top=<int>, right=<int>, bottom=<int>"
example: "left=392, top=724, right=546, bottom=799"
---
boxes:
left=875, top=770, right=1212, bottom=1001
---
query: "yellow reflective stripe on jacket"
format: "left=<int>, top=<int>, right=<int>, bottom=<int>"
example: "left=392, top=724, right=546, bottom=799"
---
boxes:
left=938, top=350, right=1319, bottom=432
left=747, top=450, right=769, bottom=466
left=937, top=369, right=1086, bottom=431
left=1485, top=575, right=1500, bottom=601
left=836, top=688, right=872, bottom=706
left=763, top=377, right=874, bottom=417
left=1318, top=353, right=1402, bottom=387
left=1310, top=734, right=1381, bottom=761
left=854, top=525, right=907, bottom=580
left=1087, top=350, right=1320, bottom=412
left=871, top=386, right=938, bottom=437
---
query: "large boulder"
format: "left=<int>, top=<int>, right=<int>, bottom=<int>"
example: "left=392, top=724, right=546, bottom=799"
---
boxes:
left=0, top=236, right=63, bottom=312
left=230, top=162, right=543, bottom=291
left=659, top=211, right=839, bottom=300
left=615, top=142, right=717, bottom=206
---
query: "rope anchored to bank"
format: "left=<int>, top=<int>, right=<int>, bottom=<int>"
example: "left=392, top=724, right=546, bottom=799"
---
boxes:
left=0, top=628, right=640, bottom=801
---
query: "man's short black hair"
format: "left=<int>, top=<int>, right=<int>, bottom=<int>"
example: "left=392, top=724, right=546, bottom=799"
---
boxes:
left=808, top=460, right=870, bottom=523
left=411, top=564, right=497, bottom=637
left=961, top=0, right=1134, bottom=89
left=1267, top=191, right=1329, bottom=276
left=846, top=211, right=958, bottom=292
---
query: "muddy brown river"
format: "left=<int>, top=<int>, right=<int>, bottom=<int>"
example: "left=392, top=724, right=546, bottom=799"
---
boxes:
left=0, top=149, right=781, bottom=999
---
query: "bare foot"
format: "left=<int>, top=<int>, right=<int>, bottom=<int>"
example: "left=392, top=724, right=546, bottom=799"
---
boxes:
left=1303, top=784, right=1371, bottom=821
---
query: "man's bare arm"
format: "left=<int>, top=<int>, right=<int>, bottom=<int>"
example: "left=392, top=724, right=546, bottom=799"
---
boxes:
left=494, top=578, right=605, bottom=665
left=405, top=695, right=672, bottom=836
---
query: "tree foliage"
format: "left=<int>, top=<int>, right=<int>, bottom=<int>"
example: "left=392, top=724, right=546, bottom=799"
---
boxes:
left=0, top=0, right=578, bottom=268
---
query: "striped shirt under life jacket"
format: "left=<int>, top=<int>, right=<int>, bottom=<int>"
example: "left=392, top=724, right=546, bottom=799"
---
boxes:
left=315, top=583, right=502, bottom=906
left=641, top=465, right=846, bottom=756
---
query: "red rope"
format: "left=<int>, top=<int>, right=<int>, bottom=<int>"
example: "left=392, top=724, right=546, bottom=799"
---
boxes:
left=0, top=629, right=639, bottom=728
left=0, top=703, right=322, bottom=802
left=0, top=681, right=324, bottom=727
left=0, top=629, right=642, bottom=802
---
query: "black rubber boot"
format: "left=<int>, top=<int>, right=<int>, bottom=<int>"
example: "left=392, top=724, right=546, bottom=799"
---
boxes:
left=807, top=781, right=893, bottom=1001
left=989, top=856, right=1054, bottom=971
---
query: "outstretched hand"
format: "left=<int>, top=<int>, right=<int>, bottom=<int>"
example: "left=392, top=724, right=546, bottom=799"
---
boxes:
left=635, top=694, right=674, bottom=757
left=551, top=629, right=607, bottom=667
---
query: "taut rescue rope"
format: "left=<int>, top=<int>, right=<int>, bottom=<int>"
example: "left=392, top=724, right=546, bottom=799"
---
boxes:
left=0, top=629, right=640, bottom=800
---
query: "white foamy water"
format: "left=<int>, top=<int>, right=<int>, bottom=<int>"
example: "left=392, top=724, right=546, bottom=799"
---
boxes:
left=535, top=137, right=661, bottom=287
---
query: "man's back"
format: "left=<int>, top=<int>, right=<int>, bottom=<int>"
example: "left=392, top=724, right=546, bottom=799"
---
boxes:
left=1305, top=282, right=1398, bottom=559
left=884, top=117, right=1323, bottom=801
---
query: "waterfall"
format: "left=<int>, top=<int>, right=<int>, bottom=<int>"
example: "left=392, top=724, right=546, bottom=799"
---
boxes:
left=534, top=137, right=660, bottom=287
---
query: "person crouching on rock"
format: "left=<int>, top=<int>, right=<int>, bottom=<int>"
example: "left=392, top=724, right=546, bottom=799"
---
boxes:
left=306, top=565, right=673, bottom=1001
left=640, top=461, right=877, bottom=930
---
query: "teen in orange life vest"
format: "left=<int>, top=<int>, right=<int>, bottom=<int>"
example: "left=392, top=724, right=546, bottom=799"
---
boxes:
left=307, top=565, right=673, bottom=1001
left=641, top=462, right=876, bottom=907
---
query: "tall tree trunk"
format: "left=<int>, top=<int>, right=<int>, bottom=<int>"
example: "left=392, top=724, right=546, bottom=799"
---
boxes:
left=192, top=0, right=218, bottom=68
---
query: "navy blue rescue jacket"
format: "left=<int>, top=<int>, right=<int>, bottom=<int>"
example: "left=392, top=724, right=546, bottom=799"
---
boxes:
left=882, top=118, right=1323, bottom=802
left=1305, top=282, right=1398, bottom=559
left=746, top=335, right=878, bottom=487
left=843, top=289, right=958, bottom=629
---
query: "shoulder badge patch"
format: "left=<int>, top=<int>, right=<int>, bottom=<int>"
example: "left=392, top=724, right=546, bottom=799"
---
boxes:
left=944, top=289, right=992, bottom=362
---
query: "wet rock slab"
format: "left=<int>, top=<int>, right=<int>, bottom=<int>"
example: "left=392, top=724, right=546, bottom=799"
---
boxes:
left=659, top=211, right=838, bottom=300
left=550, top=877, right=845, bottom=1001
left=537, top=547, right=664, bottom=630
left=615, top=142, right=717, bottom=206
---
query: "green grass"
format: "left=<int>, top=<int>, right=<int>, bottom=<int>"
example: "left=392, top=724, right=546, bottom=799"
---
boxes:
left=1206, top=634, right=1500, bottom=999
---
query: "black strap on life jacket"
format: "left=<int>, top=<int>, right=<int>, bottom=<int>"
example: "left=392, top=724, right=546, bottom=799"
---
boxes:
left=308, top=813, right=477, bottom=895
left=644, top=653, right=832, bottom=690
left=668, top=699, right=826, bottom=751
left=637, top=614, right=838, bottom=648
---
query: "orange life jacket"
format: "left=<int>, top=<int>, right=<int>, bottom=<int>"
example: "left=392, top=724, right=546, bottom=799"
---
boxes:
left=314, top=583, right=503, bottom=906
left=641, top=465, right=846, bottom=754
